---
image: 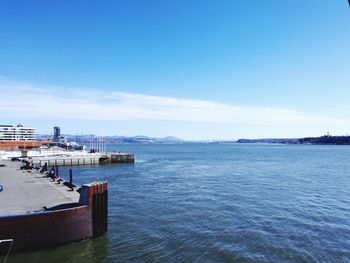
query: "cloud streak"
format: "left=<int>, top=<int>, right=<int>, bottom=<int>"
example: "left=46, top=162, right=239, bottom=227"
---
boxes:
left=0, top=81, right=345, bottom=127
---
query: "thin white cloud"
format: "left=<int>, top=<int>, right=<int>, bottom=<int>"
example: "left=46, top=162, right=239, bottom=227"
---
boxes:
left=0, top=81, right=346, bottom=127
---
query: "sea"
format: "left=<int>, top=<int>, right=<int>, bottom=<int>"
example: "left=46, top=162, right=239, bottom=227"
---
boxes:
left=7, top=144, right=350, bottom=263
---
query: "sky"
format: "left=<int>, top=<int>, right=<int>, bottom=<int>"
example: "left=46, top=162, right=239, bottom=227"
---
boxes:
left=0, top=0, right=350, bottom=140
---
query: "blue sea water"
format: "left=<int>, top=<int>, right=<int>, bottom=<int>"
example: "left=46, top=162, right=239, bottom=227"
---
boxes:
left=7, top=144, right=350, bottom=262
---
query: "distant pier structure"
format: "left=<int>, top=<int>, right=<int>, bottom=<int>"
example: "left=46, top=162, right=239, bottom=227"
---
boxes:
left=99, top=153, right=135, bottom=164
left=0, top=124, right=135, bottom=166
left=34, top=152, right=135, bottom=167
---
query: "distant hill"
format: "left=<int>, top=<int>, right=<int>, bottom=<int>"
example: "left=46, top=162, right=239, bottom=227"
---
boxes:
left=298, top=136, right=350, bottom=145
left=237, top=135, right=350, bottom=145
left=236, top=138, right=299, bottom=144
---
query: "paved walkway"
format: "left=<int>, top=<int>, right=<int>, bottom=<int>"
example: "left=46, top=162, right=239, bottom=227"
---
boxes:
left=0, top=160, right=79, bottom=216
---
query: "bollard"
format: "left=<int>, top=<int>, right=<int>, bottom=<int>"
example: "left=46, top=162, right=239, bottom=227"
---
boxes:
left=69, top=169, right=73, bottom=184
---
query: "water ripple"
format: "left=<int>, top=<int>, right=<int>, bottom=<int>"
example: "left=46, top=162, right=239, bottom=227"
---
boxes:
left=7, top=144, right=350, bottom=262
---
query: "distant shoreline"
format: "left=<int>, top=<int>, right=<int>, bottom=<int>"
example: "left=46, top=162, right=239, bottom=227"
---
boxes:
left=236, top=135, right=350, bottom=145
left=35, top=134, right=350, bottom=146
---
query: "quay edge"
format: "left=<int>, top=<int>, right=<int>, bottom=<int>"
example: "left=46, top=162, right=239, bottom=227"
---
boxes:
left=0, top=161, right=108, bottom=254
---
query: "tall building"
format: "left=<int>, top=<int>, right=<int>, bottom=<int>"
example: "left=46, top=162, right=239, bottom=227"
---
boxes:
left=53, top=126, right=61, bottom=142
left=0, top=124, right=36, bottom=141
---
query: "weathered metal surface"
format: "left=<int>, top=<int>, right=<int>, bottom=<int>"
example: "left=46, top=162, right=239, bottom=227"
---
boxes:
left=0, top=206, right=92, bottom=253
left=99, top=153, right=134, bottom=164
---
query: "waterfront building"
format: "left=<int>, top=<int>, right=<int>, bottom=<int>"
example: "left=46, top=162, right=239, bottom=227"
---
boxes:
left=53, top=126, right=61, bottom=142
left=0, top=124, right=35, bottom=141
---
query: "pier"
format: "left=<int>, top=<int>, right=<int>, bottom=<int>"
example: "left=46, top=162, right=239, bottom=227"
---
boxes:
left=36, top=155, right=100, bottom=166
left=0, top=160, right=79, bottom=216
left=33, top=152, right=134, bottom=166
left=0, top=160, right=108, bottom=253
left=99, top=153, right=135, bottom=164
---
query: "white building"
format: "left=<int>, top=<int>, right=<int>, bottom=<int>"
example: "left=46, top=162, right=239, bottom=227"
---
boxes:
left=0, top=124, right=36, bottom=141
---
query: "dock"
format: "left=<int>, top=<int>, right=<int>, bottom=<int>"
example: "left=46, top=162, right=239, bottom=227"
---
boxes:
left=35, top=155, right=100, bottom=167
left=34, top=152, right=134, bottom=166
left=0, top=160, right=79, bottom=216
left=1, top=147, right=135, bottom=166
left=0, top=159, right=108, bottom=254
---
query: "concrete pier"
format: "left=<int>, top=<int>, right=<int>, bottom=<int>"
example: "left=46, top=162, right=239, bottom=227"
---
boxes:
left=0, top=160, right=108, bottom=253
left=33, top=152, right=134, bottom=167
left=99, top=153, right=135, bottom=164
left=36, top=156, right=100, bottom=167
left=0, top=160, right=79, bottom=216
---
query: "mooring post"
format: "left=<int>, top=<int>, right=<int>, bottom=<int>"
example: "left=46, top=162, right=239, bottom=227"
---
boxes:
left=69, top=169, right=73, bottom=184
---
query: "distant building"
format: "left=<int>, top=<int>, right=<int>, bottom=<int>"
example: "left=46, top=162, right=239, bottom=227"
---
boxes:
left=53, top=126, right=61, bottom=142
left=0, top=124, right=36, bottom=141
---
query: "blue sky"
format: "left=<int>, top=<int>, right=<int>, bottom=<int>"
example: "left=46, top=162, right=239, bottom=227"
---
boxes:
left=0, top=1, right=350, bottom=140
